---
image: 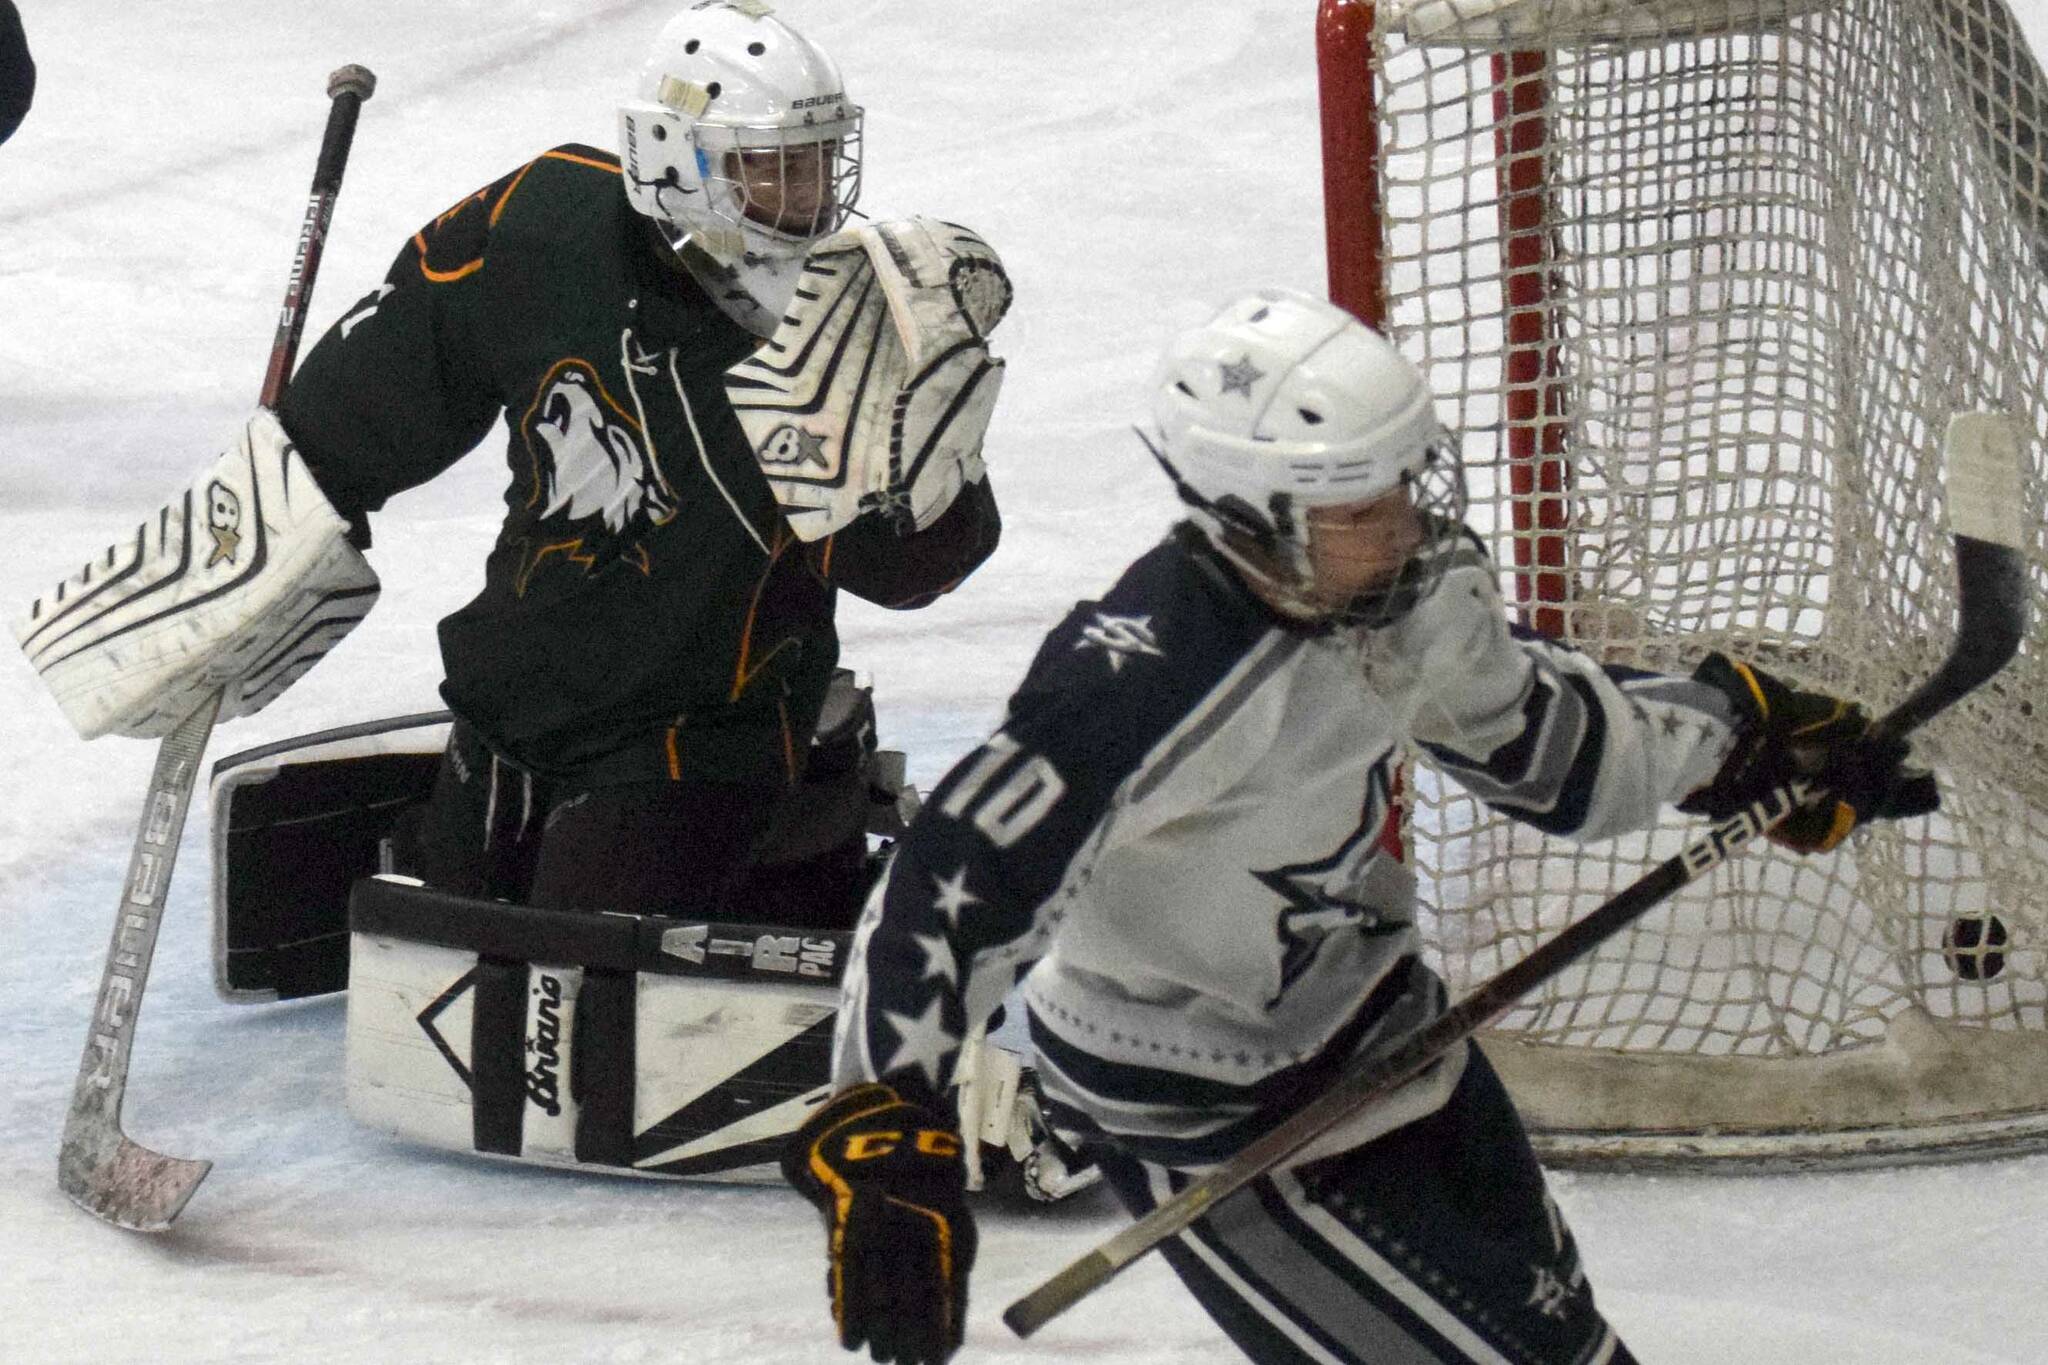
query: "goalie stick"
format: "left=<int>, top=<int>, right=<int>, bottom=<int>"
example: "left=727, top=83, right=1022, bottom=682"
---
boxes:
left=1004, top=411, right=2032, bottom=1339
left=58, top=64, right=377, bottom=1233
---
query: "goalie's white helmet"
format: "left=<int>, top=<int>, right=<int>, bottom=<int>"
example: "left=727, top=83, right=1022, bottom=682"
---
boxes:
left=1147, top=288, right=1467, bottom=627
left=619, top=3, right=863, bottom=312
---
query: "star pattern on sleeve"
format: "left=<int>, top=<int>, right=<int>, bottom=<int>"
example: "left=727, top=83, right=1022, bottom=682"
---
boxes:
left=879, top=994, right=956, bottom=1092
left=930, top=865, right=982, bottom=927
left=913, top=931, right=959, bottom=987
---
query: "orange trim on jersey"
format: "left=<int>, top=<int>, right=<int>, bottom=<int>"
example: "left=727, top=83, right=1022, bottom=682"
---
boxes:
left=514, top=537, right=595, bottom=595
left=666, top=725, right=683, bottom=781
left=817, top=533, right=836, bottom=580
left=486, top=158, right=541, bottom=228
left=778, top=698, right=797, bottom=783
left=730, top=526, right=800, bottom=702
left=413, top=150, right=615, bottom=282
left=415, top=245, right=484, bottom=284
left=535, top=148, right=623, bottom=177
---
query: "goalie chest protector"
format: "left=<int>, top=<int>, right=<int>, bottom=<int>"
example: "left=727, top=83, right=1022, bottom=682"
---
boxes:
left=344, top=875, right=850, bottom=1182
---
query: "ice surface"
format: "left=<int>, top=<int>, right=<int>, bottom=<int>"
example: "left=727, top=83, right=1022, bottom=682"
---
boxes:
left=4, top=2, right=2047, bottom=1361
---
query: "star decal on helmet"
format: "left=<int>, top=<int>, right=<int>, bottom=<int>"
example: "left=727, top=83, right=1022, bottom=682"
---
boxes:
left=1218, top=354, right=1265, bottom=398
left=1075, top=612, right=1165, bottom=673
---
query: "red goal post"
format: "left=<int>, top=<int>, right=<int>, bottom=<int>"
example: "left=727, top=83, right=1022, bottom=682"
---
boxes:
left=1316, top=0, right=2048, bottom=1168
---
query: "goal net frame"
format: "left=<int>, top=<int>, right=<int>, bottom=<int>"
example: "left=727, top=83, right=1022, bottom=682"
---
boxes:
left=1317, top=0, right=2048, bottom=1168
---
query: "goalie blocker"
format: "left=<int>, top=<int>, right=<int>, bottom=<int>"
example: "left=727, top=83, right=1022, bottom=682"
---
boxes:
left=14, top=409, right=379, bottom=739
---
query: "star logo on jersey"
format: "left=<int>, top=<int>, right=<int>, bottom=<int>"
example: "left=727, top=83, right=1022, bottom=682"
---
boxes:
left=1526, top=1264, right=1574, bottom=1320
left=1252, top=789, right=1405, bottom=1008
left=1218, top=354, right=1265, bottom=398
left=1075, top=613, right=1164, bottom=673
left=205, top=479, right=243, bottom=567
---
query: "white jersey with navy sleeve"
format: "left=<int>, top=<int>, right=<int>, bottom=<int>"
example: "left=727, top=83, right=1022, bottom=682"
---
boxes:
left=832, top=527, right=1742, bottom=1172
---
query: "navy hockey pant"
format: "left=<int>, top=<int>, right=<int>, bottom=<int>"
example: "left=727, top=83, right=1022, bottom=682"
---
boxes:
left=1096, top=1048, right=1636, bottom=1365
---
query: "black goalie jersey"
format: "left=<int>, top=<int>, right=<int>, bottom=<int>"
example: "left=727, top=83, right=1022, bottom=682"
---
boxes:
left=278, top=145, right=998, bottom=787
left=833, top=528, right=1743, bottom=1171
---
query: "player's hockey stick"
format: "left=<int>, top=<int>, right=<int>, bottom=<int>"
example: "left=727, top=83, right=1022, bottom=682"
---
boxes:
left=1004, top=412, right=2032, bottom=1338
left=58, top=64, right=377, bottom=1233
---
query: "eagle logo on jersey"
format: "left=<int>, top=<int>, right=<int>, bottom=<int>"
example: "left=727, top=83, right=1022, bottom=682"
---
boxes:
left=1075, top=613, right=1164, bottom=673
left=524, top=362, right=677, bottom=534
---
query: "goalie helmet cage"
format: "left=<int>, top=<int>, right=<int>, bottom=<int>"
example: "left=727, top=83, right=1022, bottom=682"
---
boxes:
left=1318, top=0, right=2048, bottom=1168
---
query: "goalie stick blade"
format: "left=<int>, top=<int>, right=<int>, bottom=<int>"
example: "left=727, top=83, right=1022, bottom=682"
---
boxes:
left=57, top=692, right=220, bottom=1233
left=58, top=1126, right=211, bottom=1233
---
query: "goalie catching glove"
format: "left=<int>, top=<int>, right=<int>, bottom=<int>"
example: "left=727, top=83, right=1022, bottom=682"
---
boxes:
left=785, top=1082, right=977, bottom=1365
left=1681, top=652, right=1939, bottom=853
left=13, top=409, right=378, bottom=739
left=726, top=217, right=1011, bottom=540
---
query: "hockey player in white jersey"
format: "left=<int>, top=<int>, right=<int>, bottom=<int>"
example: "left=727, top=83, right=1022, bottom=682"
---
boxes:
left=783, top=289, right=1938, bottom=1365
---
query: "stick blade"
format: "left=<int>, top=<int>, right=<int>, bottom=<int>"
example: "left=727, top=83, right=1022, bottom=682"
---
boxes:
left=1878, top=412, right=2036, bottom=740
left=1003, top=1250, right=1117, bottom=1338
left=59, top=1128, right=211, bottom=1233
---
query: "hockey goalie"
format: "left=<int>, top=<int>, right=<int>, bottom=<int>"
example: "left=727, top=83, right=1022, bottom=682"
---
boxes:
left=16, top=2, right=1093, bottom=1207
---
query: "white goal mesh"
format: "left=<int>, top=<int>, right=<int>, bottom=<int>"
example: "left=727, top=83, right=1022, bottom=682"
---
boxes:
left=1323, top=0, right=2048, bottom=1165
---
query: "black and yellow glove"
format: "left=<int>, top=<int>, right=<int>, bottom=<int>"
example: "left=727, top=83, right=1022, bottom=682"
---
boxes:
left=784, top=1082, right=977, bottom=1365
left=1682, top=652, right=1939, bottom=853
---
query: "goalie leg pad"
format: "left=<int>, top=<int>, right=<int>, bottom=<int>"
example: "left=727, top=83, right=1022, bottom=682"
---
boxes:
left=345, top=875, right=851, bottom=1181
left=209, top=711, right=452, bottom=1002
left=343, top=877, right=1090, bottom=1194
left=14, top=409, right=380, bottom=739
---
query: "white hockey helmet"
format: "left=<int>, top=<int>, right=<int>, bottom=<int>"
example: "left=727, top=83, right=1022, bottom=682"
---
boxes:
left=1146, top=288, right=1467, bottom=626
left=619, top=3, right=863, bottom=310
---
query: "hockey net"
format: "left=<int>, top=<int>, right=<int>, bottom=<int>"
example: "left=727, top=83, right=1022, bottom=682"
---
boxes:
left=1320, top=0, right=2048, bottom=1166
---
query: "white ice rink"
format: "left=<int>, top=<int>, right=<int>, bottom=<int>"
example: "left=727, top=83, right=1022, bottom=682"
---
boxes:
left=5, top=1, right=2048, bottom=1361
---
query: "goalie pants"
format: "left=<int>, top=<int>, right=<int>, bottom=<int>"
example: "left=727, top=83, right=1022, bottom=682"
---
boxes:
left=1096, top=1048, right=1634, bottom=1365
left=400, top=719, right=782, bottom=916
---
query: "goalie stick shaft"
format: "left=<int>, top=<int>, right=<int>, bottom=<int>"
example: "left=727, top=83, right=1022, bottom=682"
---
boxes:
left=59, top=65, right=376, bottom=1234
left=1004, top=419, right=2030, bottom=1339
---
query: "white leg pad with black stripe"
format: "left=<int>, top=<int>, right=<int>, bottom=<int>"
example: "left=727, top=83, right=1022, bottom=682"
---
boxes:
left=344, top=875, right=847, bottom=1182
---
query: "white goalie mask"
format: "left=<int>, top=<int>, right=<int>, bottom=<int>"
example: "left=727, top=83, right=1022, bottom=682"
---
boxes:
left=619, top=2, right=863, bottom=319
left=1145, top=288, right=1468, bottom=628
